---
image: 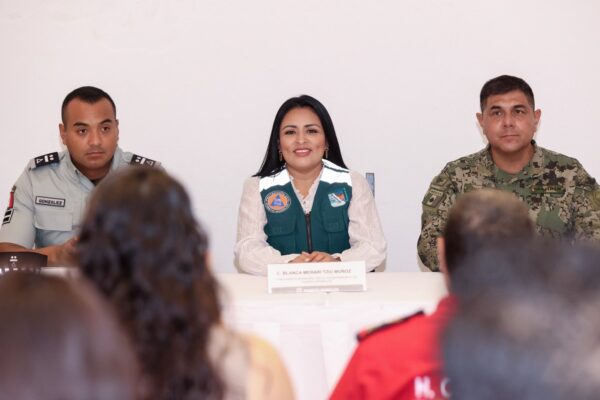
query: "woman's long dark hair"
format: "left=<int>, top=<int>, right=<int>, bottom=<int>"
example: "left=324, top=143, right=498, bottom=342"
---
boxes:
left=254, top=94, right=348, bottom=177
left=78, top=167, right=224, bottom=400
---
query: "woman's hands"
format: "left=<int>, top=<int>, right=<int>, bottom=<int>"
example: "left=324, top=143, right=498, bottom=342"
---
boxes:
left=290, top=251, right=340, bottom=263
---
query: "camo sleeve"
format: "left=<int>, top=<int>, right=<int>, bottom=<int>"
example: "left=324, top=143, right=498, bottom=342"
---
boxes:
left=572, top=164, right=600, bottom=241
left=417, top=167, right=457, bottom=271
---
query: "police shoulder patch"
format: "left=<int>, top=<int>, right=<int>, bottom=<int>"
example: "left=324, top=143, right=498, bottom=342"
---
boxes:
left=356, top=310, right=424, bottom=341
left=31, top=152, right=60, bottom=169
left=264, top=190, right=292, bottom=213
left=131, top=154, right=159, bottom=167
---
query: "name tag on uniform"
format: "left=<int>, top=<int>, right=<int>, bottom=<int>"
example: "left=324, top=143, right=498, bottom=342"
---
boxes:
left=531, top=185, right=566, bottom=195
left=35, top=196, right=66, bottom=207
left=267, top=261, right=367, bottom=293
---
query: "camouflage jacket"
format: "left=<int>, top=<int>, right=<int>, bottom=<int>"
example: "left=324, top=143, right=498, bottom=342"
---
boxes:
left=417, top=144, right=600, bottom=271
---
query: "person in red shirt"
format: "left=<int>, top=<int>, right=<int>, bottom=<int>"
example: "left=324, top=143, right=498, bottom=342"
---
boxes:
left=330, top=189, right=535, bottom=400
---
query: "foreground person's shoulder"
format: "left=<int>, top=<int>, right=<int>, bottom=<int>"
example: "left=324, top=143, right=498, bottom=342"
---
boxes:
left=245, top=334, right=295, bottom=400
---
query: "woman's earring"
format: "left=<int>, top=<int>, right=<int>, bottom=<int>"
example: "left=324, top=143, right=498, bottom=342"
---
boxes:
left=279, top=151, right=283, bottom=162
left=325, top=148, right=329, bottom=159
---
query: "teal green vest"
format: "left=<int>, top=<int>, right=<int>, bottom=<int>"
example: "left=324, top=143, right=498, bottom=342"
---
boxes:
left=260, top=160, right=352, bottom=255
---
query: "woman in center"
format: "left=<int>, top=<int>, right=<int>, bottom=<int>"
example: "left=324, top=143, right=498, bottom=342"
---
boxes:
left=235, top=95, right=386, bottom=275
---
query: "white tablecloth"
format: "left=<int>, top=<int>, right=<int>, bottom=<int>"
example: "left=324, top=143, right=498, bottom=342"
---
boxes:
left=31, top=269, right=447, bottom=399
left=217, top=272, right=447, bottom=400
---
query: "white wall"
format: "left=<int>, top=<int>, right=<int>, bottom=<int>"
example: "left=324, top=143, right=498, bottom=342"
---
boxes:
left=1, top=0, right=599, bottom=272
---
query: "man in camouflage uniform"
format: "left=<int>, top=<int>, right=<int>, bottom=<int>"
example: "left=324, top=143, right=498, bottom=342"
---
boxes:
left=418, top=75, right=600, bottom=271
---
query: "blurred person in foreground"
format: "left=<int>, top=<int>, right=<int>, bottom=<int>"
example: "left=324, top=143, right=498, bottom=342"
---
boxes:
left=330, top=189, right=534, bottom=399
left=0, top=272, right=138, bottom=400
left=443, top=241, right=600, bottom=400
left=78, top=167, right=294, bottom=400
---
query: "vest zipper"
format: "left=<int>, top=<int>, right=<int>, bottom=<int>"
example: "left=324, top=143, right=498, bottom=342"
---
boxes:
left=305, top=212, right=313, bottom=253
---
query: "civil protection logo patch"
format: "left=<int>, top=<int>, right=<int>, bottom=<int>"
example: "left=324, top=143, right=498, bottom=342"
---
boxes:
left=264, top=191, right=291, bottom=213
left=328, top=188, right=348, bottom=208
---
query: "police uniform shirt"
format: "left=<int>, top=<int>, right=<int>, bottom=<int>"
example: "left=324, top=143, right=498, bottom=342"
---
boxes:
left=234, top=163, right=387, bottom=275
left=418, top=142, right=600, bottom=271
left=0, top=147, right=159, bottom=248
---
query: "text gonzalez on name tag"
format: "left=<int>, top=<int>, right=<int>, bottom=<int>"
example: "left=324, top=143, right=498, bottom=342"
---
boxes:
left=35, top=196, right=66, bottom=207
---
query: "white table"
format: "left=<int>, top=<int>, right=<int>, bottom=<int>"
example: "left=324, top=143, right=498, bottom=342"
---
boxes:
left=218, top=272, right=447, bottom=400
left=31, top=269, right=446, bottom=399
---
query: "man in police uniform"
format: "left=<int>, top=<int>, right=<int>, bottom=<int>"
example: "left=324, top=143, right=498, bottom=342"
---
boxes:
left=0, top=86, right=159, bottom=266
left=331, top=190, right=535, bottom=399
left=418, top=75, right=600, bottom=271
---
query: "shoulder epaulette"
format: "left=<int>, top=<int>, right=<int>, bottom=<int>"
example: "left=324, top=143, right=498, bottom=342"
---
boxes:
left=356, top=310, right=424, bottom=341
left=130, top=154, right=159, bottom=167
left=30, top=152, right=60, bottom=169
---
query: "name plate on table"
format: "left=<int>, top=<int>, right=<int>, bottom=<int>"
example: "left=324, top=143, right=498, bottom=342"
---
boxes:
left=267, top=261, right=367, bottom=294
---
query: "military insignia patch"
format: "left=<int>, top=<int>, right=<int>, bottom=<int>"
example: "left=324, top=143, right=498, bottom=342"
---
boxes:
left=131, top=154, right=158, bottom=167
left=3, top=186, right=16, bottom=225
left=2, top=209, right=13, bottom=225
left=264, top=191, right=291, bottom=213
left=328, top=188, right=348, bottom=208
left=532, top=185, right=566, bottom=196
left=423, top=188, right=445, bottom=209
left=33, top=152, right=59, bottom=168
